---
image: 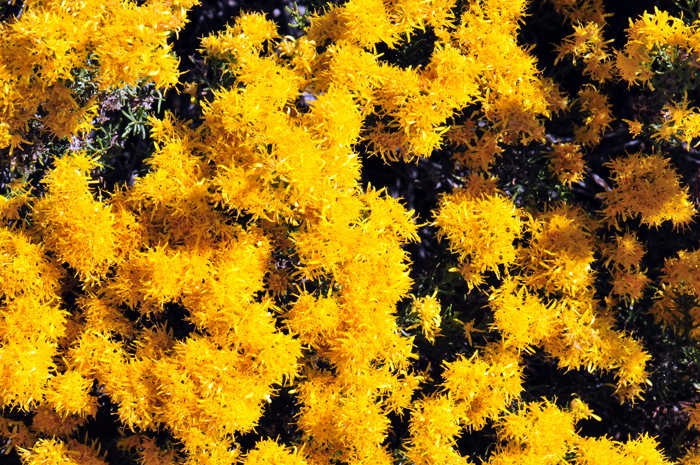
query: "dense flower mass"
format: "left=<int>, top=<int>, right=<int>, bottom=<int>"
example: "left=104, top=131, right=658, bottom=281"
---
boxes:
left=0, top=0, right=197, bottom=151
left=3, top=0, right=700, bottom=464
left=600, top=152, right=696, bottom=229
left=433, top=174, right=523, bottom=289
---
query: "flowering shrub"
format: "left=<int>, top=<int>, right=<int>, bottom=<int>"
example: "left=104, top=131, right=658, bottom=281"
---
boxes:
left=3, top=0, right=700, bottom=464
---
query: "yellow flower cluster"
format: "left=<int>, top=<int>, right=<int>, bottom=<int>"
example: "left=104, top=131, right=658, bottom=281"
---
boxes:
left=406, top=342, right=523, bottom=464
left=433, top=174, right=523, bottom=289
left=0, top=228, right=66, bottom=411
left=573, top=84, right=613, bottom=146
left=547, top=0, right=608, bottom=26
left=615, top=9, right=697, bottom=89
left=555, top=21, right=614, bottom=83
left=4, top=0, right=700, bottom=464
left=0, top=0, right=198, bottom=151
left=599, top=152, right=696, bottom=229
left=0, top=7, right=423, bottom=462
left=654, top=96, right=700, bottom=147
left=199, top=0, right=558, bottom=164
left=555, top=8, right=700, bottom=148
left=601, top=232, right=651, bottom=302
left=652, top=249, right=700, bottom=339
left=438, top=197, right=651, bottom=403
left=411, top=290, right=443, bottom=343
left=547, top=143, right=587, bottom=186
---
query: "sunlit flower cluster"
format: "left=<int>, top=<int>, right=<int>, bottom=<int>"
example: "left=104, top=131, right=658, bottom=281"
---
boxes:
left=0, top=0, right=198, bottom=152
left=600, top=152, right=696, bottom=229
left=3, top=0, right=700, bottom=464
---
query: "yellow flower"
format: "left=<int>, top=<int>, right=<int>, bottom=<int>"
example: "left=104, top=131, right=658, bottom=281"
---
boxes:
left=0, top=0, right=197, bottom=146
left=243, top=440, right=308, bottom=465
left=602, top=232, right=650, bottom=302
left=547, top=143, right=586, bottom=186
left=574, top=85, right=613, bottom=146
left=454, top=130, right=503, bottom=171
left=286, top=292, right=341, bottom=348
left=687, top=403, right=700, bottom=431
left=19, top=438, right=79, bottom=465
left=411, top=290, right=442, bottom=343
left=31, top=406, right=86, bottom=438
left=623, top=119, right=644, bottom=138
left=433, top=174, right=523, bottom=289
left=489, top=278, right=557, bottom=350
left=520, top=204, right=596, bottom=297
left=44, top=371, right=98, bottom=418
left=599, top=152, right=696, bottom=229
left=33, top=152, right=117, bottom=283
left=555, top=21, right=614, bottom=83
left=405, top=394, right=466, bottom=465
left=441, top=342, right=523, bottom=430
left=602, top=232, right=646, bottom=271
left=493, top=400, right=577, bottom=465
left=653, top=95, right=700, bottom=147
left=548, top=0, right=609, bottom=26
